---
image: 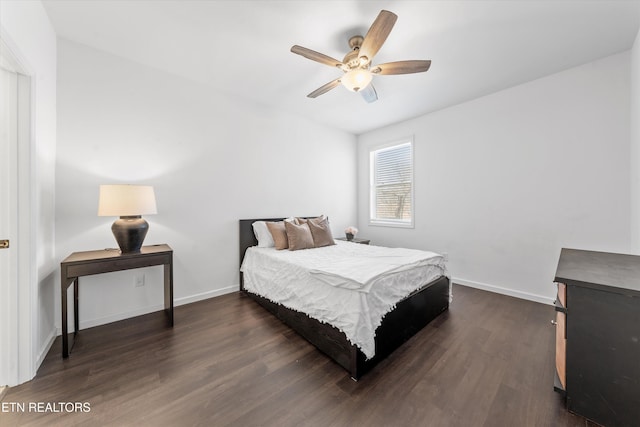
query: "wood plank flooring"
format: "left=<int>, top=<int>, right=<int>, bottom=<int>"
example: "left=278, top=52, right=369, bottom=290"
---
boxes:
left=0, top=284, right=596, bottom=426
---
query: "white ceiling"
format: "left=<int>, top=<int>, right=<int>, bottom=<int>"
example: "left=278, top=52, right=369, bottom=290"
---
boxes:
left=42, top=0, right=640, bottom=135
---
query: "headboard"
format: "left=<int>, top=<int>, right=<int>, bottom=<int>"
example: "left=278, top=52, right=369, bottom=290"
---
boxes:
left=238, top=217, right=318, bottom=290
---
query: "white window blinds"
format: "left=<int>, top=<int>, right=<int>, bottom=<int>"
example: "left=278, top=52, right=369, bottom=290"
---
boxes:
left=370, top=141, right=414, bottom=227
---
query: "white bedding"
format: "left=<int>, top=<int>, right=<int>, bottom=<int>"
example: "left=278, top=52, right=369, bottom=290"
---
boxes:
left=240, top=240, right=448, bottom=359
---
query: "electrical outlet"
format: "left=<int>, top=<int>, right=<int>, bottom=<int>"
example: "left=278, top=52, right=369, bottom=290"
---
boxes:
left=134, top=274, right=145, bottom=287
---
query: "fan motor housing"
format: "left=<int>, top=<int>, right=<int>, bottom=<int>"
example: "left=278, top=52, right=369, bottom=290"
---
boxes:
left=344, top=35, right=366, bottom=69
left=348, top=35, right=364, bottom=49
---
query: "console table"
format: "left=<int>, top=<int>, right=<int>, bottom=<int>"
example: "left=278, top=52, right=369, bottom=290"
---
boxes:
left=60, top=244, right=173, bottom=358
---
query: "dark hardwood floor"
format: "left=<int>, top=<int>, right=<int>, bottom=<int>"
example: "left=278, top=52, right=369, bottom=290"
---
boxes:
left=1, top=285, right=595, bottom=427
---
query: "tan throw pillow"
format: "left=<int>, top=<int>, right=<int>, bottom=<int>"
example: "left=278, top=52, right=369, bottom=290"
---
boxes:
left=266, top=221, right=289, bottom=250
left=295, top=215, right=326, bottom=225
left=284, top=221, right=315, bottom=251
left=308, top=217, right=336, bottom=248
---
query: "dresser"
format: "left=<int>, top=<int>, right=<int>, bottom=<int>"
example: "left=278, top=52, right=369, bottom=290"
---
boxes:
left=553, top=248, right=640, bottom=426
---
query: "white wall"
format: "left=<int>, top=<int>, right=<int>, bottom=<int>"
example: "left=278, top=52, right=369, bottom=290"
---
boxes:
left=358, top=52, right=631, bottom=303
left=631, top=26, right=640, bottom=252
left=55, top=39, right=357, bottom=330
left=0, top=0, right=57, bottom=384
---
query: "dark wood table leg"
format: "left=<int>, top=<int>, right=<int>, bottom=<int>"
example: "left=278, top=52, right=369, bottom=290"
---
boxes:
left=164, top=262, right=174, bottom=326
left=74, top=278, right=79, bottom=337
left=61, top=273, right=69, bottom=358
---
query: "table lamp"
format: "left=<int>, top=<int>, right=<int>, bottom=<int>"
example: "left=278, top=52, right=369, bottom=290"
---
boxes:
left=98, top=184, right=157, bottom=253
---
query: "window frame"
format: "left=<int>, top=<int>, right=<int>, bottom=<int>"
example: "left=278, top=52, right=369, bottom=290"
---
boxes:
left=368, top=137, right=415, bottom=229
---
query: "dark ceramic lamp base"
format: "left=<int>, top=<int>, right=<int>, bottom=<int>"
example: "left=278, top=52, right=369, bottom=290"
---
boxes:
left=111, top=215, right=149, bottom=253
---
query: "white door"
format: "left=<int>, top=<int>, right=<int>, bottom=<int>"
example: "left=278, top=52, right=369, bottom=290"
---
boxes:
left=0, top=36, right=35, bottom=386
left=0, top=65, right=20, bottom=386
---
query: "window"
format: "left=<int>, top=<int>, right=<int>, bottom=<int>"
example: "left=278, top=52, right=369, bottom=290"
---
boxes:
left=369, top=139, right=414, bottom=227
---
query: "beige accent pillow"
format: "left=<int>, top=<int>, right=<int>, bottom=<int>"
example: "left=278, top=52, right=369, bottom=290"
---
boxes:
left=308, top=217, right=335, bottom=248
left=284, top=221, right=315, bottom=251
left=266, top=221, right=289, bottom=250
left=295, top=215, right=327, bottom=225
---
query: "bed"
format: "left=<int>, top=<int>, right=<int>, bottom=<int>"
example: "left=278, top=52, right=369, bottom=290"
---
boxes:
left=239, top=217, right=450, bottom=380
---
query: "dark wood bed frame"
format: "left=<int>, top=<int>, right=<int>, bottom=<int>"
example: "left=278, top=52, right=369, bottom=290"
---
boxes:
left=239, top=218, right=450, bottom=380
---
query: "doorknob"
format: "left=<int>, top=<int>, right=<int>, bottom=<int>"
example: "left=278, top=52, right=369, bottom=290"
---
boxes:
left=0, top=240, right=9, bottom=249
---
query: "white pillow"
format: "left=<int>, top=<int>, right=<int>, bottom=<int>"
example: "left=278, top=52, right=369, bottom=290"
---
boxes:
left=252, top=221, right=275, bottom=248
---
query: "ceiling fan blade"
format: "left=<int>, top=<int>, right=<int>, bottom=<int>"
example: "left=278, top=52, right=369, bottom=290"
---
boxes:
left=359, top=10, right=398, bottom=63
left=360, top=84, right=378, bottom=103
left=291, top=45, right=343, bottom=68
left=371, top=60, right=431, bottom=75
left=307, top=78, right=342, bottom=98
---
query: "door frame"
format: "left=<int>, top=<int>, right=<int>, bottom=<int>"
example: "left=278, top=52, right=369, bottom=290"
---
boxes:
left=0, top=33, right=35, bottom=387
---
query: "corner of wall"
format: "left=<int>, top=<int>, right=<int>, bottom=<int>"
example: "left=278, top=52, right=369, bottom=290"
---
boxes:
left=630, top=25, right=640, bottom=252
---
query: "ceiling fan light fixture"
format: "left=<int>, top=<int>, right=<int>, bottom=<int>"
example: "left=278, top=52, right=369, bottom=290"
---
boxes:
left=341, top=68, right=373, bottom=92
left=291, top=10, right=429, bottom=102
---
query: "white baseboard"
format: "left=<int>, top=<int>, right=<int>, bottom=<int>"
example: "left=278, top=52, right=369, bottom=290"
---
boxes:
left=36, top=328, right=57, bottom=368
left=453, top=277, right=555, bottom=305
left=55, top=279, right=554, bottom=335
left=56, top=285, right=238, bottom=335
left=174, top=285, right=237, bottom=306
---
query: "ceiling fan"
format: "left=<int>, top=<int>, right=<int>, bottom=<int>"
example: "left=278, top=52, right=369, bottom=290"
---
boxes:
left=291, top=10, right=431, bottom=103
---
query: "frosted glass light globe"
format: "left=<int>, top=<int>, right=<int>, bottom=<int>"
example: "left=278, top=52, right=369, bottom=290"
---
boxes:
left=341, top=69, right=373, bottom=92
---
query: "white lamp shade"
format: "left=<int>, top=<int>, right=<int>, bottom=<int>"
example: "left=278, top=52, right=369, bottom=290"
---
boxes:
left=98, top=184, right=157, bottom=217
left=341, top=69, right=373, bottom=92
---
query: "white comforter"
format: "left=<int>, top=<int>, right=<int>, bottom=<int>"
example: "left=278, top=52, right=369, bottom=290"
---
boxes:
left=240, top=241, right=448, bottom=359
